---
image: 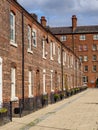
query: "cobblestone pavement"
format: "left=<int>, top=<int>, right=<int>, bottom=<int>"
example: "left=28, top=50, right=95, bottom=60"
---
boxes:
left=1, top=88, right=98, bottom=130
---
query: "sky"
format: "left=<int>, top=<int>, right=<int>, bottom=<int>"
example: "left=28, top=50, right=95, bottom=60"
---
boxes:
left=17, top=0, right=98, bottom=27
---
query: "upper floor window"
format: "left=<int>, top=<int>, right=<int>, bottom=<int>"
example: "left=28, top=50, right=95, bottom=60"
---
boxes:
left=50, top=41, right=53, bottom=60
left=93, top=34, right=98, bottom=40
left=79, top=45, right=82, bottom=51
left=84, top=65, right=88, bottom=72
left=84, top=56, right=88, bottom=62
left=42, top=38, right=47, bottom=59
left=80, top=35, right=86, bottom=40
left=28, top=25, right=32, bottom=52
left=79, top=56, right=83, bottom=62
left=32, top=29, right=37, bottom=47
left=92, top=44, right=97, bottom=51
left=83, top=45, right=88, bottom=51
left=92, top=55, right=97, bottom=61
left=60, top=36, right=66, bottom=41
left=92, top=65, right=97, bottom=72
left=10, top=12, right=15, bottom=43
left=58, top=47, right=61, bottom=64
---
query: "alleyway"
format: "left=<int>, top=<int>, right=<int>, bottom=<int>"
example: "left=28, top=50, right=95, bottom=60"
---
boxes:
left=1, top=88, right=98, bottom=130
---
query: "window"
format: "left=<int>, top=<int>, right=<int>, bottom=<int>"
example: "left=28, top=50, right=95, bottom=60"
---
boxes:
left=79, top=56, right=83, bottom=62
left=50, top=41, right=53, bottom=60
left=50, top=70, right=54, bottom=92
left=53, top=42, right=55, bottom=55
left=83, top=76, right=88, bottom=83
left=80, top=35, right=86, bottom=40
left=84, top=66, right=88, bottom=72
left=11, top=67, right=18, bottom=101
left=79, top=45, right=82, bottom=51
left=63, top=52, right=67, bottom=65
left=83, top=45, right=88, bottom=51
left=32, top=29, right=37, bottom=47
left=10, top=12, right=15, bottom=43
left=92, top=44, right=97, bottom=51
left=43, top=69, right=46, bottom=94
left=42, top=38, right=46, bottom=59
left=84, top=56, right=88, bottom=61
left=92, top=55, right=97, bottom=61
left=58, top=47, right=61, bottom=63
left=93, top=34, right=98, bottom=40
left=60, top=35, right=66, bottom=41
left=28, top=25, right=32, bottom=52
left=92, top=65, right=97, bottom=72
left=28, top=71, right=33, bottom=97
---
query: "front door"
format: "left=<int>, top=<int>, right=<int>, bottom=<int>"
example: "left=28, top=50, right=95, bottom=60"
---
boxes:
left=0, top=57, right=2, bottom=107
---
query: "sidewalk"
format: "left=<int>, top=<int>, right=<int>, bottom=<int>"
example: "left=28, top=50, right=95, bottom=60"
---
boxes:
left=0, top=88, right=98, bottom=130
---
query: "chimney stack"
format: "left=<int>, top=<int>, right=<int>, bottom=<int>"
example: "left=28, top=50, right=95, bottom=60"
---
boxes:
left=40, top=16, right=47, bottom=27
left=72, top=15, right=77, bottom=32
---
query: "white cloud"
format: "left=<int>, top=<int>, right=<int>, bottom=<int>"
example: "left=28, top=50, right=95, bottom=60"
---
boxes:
left=17, top=0, right=98, bottom=26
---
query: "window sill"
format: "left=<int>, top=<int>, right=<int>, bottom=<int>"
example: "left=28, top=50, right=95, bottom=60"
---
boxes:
left=28, top=95, right=34, bottom=98
left=43, top=56, right=47, bottom=59
left=10, top=41, right=18, bottom=48
left=27, top=49, right=33, bottom=54
left=50, top=57, right=54, bottom=61
left=11, top=97, right=19, bottom=101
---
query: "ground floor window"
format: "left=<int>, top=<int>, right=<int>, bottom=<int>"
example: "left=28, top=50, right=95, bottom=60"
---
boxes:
left=83, top=76, right=88, bottom=83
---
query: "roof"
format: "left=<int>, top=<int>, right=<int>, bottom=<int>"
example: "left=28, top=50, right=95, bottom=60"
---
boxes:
left=50, top=25, right=98, bottom=35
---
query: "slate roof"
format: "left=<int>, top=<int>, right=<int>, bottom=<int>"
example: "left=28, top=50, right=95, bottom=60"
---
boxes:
left=50, top=25, right=98, bottom=35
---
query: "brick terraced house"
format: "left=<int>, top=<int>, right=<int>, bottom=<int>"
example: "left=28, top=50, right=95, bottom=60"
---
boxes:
left=0, top=0, right=83, bottom=116
left=50, top=15, right=98, bottom=88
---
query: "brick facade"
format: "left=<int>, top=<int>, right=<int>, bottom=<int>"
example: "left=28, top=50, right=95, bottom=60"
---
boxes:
left=0, top=0, right=82, bottom=107
left=50, top=15, right=98, bottom=88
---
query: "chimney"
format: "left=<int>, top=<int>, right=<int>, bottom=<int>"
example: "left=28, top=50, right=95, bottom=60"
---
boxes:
left=72, top=15, right=77, bottom=32
left=40, top=16, right=47, bottom=27
left=31, top=13, right=38, bottom=21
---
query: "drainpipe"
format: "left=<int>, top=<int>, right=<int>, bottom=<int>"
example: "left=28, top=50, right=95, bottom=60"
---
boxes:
left=22, top=11, right=24, bottom=108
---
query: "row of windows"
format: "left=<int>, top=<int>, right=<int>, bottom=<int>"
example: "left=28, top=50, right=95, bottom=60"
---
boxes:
left=84, top=65, right=97, bottom=72
left=11, top=67, right=61, bottom=100
left=78, top=44, right=98, bottom=52
left=79, top=55, right=98, bottom=62
left=10, top=11, right=78, bottom=67
left=60, top=34, right=98, bottom=42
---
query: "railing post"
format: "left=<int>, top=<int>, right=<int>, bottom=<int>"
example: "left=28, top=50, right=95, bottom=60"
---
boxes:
left=9, top=101, right=12, bottom=122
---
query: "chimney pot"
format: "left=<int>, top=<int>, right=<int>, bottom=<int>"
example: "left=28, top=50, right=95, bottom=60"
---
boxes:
left=40, top=16, right=47, bottom=27
left=72, top=15, right=77, bottom=32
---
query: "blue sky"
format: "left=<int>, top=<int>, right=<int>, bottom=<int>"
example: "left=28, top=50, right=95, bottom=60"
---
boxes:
left=17, top=0, right=98, bottom=27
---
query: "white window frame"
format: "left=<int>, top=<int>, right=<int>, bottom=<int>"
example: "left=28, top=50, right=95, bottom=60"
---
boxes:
left=58, top=47, right=61, bottom=64
left=60, top=35, right=66, bottom=41
left=42, top=38, right=47, bottom=59
left=53, top=42, right=55, bottom=55
left=43, top=69, right=46, bottom=94
left=84, top=56, right=88, bottom=62
left=83, top=76, right=88, bottom=83
left=92, top=55, right=97, bottom=61
left=50, top=42, right=53, bottom=60
left=92, top=65, right=97, bottom=72
left=80, top=35, right=86, bottom=40
left=28, top=71, right=33, bottom=97
left=50, top=70, right=54, bottom=92
left=10, top=12, right=17, bottom=47
left=32, top=29, right=37, bottom=47
left=11, top=67, right=18, bottom=101
left=28, top=25, right=33, bottom=53
left=79, top=56, right=83, bottom=62
left=0, top=57, right=2, bottom=107
left=84, top=65, right=88, bottom=72
left=93, top=34, right=98, bottom=40
left=92, top=44, right=97, bottom=51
